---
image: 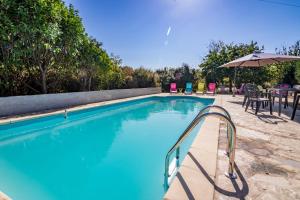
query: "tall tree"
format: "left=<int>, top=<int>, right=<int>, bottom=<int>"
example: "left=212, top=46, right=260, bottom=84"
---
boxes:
left=199, top=41, right=264, bottom=89
left=276, top=40, right=300, bottom=85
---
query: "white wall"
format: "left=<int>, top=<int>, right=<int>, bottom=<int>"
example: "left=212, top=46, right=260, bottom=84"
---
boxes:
left=0, top=87, right=161, bottom=117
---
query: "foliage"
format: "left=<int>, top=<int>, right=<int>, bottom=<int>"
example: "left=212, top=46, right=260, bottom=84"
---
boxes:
left=120, top=66, right=159, bottom=89
left=199, top=41, right=265, bottom=90
left=156, top=67, right=175, bottom=92
left=156, top=64, right=196, bottom=92
left=296, top=62, right=300, bottom=84
left=1, top=0, right=299, bottom=96
left=199, top=40, right=300, bottom=89
left=276, top=41, right=300, bottom=85
left=0, top=0, right=158, bottom=97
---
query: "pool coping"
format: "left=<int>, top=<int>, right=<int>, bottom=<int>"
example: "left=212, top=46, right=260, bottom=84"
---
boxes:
left=0, top=93, right=214, bottom=125
left=0, top=94, right=161, bottom=125
left=0, top=93, right=218, bottom=200
left=164, top=95, right=221, bottom=200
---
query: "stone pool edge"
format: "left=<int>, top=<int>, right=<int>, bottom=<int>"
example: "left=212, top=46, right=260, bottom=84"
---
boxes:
left=0, top=93, right=165, bottom=125
left=164, top=95, right=220, bottom=200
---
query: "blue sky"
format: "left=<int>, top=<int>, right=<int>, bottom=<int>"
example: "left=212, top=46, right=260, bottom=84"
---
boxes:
left=64, top=0, right=300, bottom=69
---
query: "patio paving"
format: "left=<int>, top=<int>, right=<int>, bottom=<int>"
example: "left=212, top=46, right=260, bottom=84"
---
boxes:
left=214, top=95, right=300, bottom=199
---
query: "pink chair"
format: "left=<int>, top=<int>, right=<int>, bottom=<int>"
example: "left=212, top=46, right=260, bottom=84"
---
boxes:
left=206, top=83, right=216, bottom=95
left=170, top=83, right=177, bottom=93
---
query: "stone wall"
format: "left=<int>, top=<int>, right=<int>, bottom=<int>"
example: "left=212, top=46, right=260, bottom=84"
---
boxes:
left=0, top=87, right=161, bottom=117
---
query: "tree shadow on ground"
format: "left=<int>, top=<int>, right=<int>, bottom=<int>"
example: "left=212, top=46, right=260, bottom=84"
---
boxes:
left=176, top=152, right=249, bottom=200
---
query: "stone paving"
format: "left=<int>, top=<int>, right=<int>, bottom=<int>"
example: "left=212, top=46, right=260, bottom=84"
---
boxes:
left=214, top=95, right=300, bottom=200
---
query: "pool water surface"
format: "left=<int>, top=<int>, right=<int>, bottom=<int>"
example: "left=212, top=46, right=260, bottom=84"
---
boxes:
left=0, top=96, right=213, bottom=200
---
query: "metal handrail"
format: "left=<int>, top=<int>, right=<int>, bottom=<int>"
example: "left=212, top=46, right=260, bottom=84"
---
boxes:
left=197, top=105, right=232, bottom=119
left=164, top=105, right=231, bottom=166
left=196, top=105, right=232, bottom=156
left=164, top=106, right=237, bottom=190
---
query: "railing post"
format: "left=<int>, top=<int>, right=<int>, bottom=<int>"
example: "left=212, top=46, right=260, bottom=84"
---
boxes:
left=225, top=121, right=237, bottom=179
left=175, top=147, right=180, bottom=168
left=64, top=109, right=68, bottom=119
left=164, top=155, right=170, bottom=191
left=225, top=122, right=230, bottom=156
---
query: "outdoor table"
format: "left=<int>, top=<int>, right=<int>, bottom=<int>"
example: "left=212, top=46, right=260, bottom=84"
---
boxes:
left=268, top=88, right=300, bottom=116
left=178, top=88, right=183, bottom=93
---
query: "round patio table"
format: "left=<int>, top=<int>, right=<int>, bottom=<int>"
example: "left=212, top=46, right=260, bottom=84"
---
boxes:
left=268, top=87, right=300, bottom=116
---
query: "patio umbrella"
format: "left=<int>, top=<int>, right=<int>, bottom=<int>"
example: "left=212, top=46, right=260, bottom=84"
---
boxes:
left=220, top=52, right=300, bottom=96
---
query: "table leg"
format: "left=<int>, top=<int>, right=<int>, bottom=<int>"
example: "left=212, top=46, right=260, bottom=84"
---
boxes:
left=279, top=94, right=282, bottom=116
left=291, top=95, right=300, bottom=120
left=293, top=91, right=298, bottom=108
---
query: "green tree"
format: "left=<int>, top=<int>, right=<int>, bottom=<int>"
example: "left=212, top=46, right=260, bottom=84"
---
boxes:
left=199, top=41, right=264, bottom=90
left=156, top=67, right=175, bottom=92
left=276, top=40, right=300, bottom=85
left=121, top=66, right=135, bottom=88
left=132, top=67, right=156, bottom=88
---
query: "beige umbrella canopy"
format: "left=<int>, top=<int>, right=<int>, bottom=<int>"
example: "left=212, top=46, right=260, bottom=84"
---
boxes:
left=220, top=52, right=300, bottom=96
left=220, top=52, right=300, bottom=67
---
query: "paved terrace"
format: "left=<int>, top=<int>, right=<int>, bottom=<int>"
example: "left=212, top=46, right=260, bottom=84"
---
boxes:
left=214, top=95, right=300, bottom=199
left=165, top=94, right=300, bottom=200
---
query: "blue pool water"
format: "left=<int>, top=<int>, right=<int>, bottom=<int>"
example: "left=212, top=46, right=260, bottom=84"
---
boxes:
left=0, top=96, right=213, bottom=200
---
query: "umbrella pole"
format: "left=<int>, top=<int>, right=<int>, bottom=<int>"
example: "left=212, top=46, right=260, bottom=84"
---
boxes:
left=232, top=67, right=237, bottom=97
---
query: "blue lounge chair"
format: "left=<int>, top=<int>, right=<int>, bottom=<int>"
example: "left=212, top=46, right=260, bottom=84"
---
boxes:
left=185, top=82, right=192, bottom=95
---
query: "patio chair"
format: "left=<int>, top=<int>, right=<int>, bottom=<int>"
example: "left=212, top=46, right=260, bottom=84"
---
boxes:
left=293, top=85, right=300, bottom=97
left=244, top=84, right=272, bottom=115
left=237, top=83, right=245, bottom=95
left=271, top=84, right=290, bottom=109
left=242, top=83, right=251, bottom=107
left=196, top=82, right=205, bottom=94
left=185, top=82, right=193, bottom=95
left=291, top=94, right=300, bottom=120
left=170, top=83, right=177, bottom=93
left=218, top=85, right=226, bottom=94
left=293, top=85, right=300, bottom=90
left=206, top=83, right=216, bottom=95
left=257, top=85, right=270, bottom=107
left=257, top=85, right=266, bottom=95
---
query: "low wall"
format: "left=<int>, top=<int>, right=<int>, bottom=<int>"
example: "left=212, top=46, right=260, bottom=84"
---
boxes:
left=0, top=87, right=161, bottom=117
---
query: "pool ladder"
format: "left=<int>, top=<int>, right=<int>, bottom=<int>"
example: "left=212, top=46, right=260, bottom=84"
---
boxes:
left=164, top=105, right=237, bottom=190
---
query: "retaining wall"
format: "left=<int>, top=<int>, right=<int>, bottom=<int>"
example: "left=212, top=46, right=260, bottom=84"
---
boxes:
left=0, top=87, right=161, bottom=117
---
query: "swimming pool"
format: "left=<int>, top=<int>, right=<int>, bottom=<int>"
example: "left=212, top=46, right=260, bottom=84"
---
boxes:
left=0, top=96, right=213, bottom=200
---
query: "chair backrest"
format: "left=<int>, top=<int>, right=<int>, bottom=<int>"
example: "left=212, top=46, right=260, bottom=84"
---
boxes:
left=170, top=83, right=177, bottom=91
left=197, top=82, right=205, bottom=91
left=280, top=84, right=290, bottom=89
left=257, top=85, right=263, bottom=91
left=294, top=85, right=300, bottom=90
left=244, top=83, right=259, bottom=98
left=186, top=82, right=192, bottom=89
left=208, top=83, right=216, bottom=92
left=274, top=83, right=290, bottom=96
